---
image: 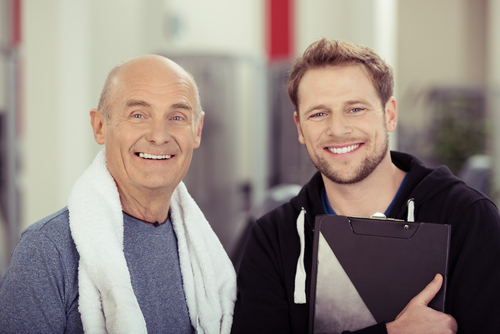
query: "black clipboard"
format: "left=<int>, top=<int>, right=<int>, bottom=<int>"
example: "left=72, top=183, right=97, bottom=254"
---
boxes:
left=309, top=214, right=450, bottom=334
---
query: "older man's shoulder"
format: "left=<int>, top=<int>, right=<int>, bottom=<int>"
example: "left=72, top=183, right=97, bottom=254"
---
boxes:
left=23, top=207, right=70, bottom=239
left=20, top=207, right=79, bottom=264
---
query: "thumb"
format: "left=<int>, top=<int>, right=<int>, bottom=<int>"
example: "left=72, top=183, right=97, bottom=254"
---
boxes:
left=413, top=274, right=443, bottom=306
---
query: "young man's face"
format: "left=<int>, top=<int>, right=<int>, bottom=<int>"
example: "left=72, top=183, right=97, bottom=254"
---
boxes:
left=294, top=64, right=397, bottom=185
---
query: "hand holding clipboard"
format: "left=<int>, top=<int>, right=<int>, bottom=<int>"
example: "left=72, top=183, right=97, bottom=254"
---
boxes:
left=386, top=274, right=458, bottom=333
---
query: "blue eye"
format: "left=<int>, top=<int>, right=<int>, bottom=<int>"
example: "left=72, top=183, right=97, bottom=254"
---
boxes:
left=173, top=116, right=183, bottom=121
left=133, top=114, right=144, bottom=118
left=311, top=112, right=326, bottom=118
left=350, top=108, right=363, bottom=113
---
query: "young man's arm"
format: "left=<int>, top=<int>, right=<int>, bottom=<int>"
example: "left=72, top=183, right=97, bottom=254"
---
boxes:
left=232, top=220, right=299, bottom=333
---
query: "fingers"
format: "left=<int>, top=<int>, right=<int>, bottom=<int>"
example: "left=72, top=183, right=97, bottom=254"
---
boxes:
left=388, top=274, right=457, bottom=334
left=414, top=274, right=443, bottom=307
left=450, top=314, right=459, bottom=333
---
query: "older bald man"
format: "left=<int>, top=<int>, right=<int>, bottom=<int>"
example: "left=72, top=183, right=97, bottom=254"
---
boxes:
left=0, top=56, right=236, bottom=334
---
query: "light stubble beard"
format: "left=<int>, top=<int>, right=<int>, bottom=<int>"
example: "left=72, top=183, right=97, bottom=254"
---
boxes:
left=307, top=131, right=389, bottom=185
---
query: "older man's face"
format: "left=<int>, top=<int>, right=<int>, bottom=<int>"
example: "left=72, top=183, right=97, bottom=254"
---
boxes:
left=93, top=57, right=203, bottom=197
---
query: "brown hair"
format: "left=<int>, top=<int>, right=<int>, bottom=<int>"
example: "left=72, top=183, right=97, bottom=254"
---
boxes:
left=287, top=38, right=394, bottom=112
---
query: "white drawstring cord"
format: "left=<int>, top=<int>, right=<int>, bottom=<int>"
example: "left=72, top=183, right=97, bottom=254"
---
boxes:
left=294, top=208, right=307, bottom=304
left=407, top=199, right=415, bottom=222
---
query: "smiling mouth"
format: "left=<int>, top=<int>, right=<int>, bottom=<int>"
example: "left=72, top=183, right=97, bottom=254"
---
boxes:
left=327, top=144, right=360, bottom=154
left=137, top=152, right=173, bottom=160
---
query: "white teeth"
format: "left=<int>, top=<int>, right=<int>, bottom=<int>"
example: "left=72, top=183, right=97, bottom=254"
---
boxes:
left=328, top=144, right=359, bottom=154
left=139, top=153, right=172, bottom=160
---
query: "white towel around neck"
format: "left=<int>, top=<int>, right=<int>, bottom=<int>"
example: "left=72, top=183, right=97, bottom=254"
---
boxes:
left=68, top=148, right=236, bottom=333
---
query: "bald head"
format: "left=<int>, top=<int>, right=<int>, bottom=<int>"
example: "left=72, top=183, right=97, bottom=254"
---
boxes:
left=98, top=55, right=203, bottom=123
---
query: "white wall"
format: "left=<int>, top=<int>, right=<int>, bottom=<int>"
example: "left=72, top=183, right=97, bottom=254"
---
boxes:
left=396, top=0, right=488, bottom=165
left=397, top=0, right=479, bottom=114
left=296, top=0, right=375, bottom=53
left=24, top=0, right=61, bottom=229
left=162, top=0, right=264, bottom=56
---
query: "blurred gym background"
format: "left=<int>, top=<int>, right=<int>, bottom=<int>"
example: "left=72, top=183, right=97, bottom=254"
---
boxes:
left=1, top=0, right=499, bottom=277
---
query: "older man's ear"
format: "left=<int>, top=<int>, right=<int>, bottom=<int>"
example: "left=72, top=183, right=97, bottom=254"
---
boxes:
left=194, top=113, right=205, bottom=149
left=90, top=109, right=106, bottom=145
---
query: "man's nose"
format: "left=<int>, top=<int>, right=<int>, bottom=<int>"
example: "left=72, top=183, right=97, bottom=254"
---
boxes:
left=326, top=112, right=352, bottom=138
left=145, top=119, right=172, bottom=144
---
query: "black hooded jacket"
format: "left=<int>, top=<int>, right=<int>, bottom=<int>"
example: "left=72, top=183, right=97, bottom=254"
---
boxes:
left=232, top=151, right=500, bottom=333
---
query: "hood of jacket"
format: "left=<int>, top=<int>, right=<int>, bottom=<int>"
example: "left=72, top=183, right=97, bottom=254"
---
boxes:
left=289, top=151, right=467, bottom=229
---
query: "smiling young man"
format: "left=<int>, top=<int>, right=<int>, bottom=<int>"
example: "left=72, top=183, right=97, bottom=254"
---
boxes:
left=232, top=39, right=500, bottom=333
left=294, top=64, right=406, bottom=218
left=0, top=56, right=236, bottom=333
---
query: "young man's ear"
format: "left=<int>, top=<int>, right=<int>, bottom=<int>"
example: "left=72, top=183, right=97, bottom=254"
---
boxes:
left=90, top=109, right=107, bottom=145
left=385, top=97, right=398, bottom=132
left=294, top=111, right=305, bottom=145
